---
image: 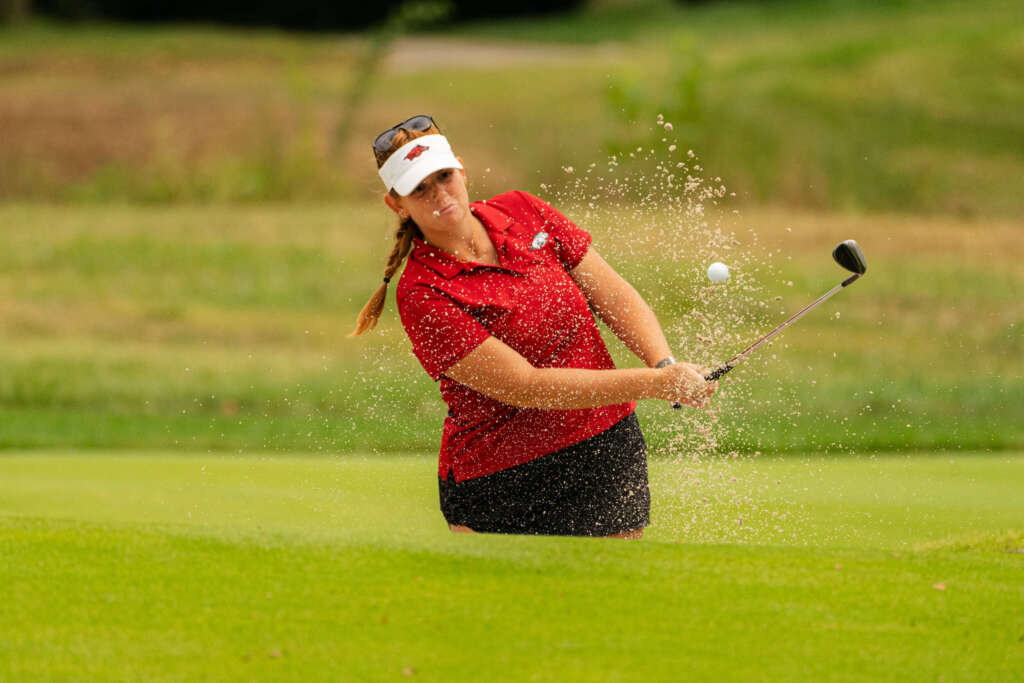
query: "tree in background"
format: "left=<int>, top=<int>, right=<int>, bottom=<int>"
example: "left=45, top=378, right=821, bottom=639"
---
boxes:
left=334, top=1, right=454, bottom=156
left=0, top=0, right=31, bottom=23
left=29, top=0, right=582, bottom=29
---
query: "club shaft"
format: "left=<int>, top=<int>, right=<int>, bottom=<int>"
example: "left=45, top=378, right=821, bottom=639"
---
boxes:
left=670, top=273, right=860, bottom=408
left=707, top=276, right=859, bottom=380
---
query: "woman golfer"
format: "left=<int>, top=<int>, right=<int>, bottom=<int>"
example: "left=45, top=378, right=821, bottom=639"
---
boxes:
left=351, top=115, right=716, bottom=538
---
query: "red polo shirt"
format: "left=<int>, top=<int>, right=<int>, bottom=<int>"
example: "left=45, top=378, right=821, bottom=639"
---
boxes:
left=396, top=190, right=636, bottom=482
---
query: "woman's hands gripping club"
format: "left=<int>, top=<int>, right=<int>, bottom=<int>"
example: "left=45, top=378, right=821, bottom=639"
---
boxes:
left=653, top=361, right=718, bottom=408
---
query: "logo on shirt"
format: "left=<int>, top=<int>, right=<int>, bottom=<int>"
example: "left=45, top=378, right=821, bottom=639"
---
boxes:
left=529, top=231, right=549, bottom=250
left=404, top=144, right=429, bottom=161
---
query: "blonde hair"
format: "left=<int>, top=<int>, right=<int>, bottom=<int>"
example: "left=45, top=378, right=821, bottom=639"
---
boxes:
left=348, top=122, right=440, bottom=337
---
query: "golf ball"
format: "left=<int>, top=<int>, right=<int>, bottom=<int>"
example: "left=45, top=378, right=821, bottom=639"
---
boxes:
left=707, top=261, right=730, bottom=283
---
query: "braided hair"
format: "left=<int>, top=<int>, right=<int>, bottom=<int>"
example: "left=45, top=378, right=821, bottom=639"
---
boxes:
left=348, top=123, right=438, bottom=336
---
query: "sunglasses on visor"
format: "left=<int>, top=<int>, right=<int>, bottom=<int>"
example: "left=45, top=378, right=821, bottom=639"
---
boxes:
left=373, top=115, right=436, bottom=153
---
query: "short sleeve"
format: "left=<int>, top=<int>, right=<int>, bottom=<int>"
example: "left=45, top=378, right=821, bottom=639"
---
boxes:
left=397, top=284, right=492, bottom=381
left=517, top=191, right=592, bottom=272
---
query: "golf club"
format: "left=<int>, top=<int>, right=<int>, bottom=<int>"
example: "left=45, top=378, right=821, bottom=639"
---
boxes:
left=673, top=240, right=867, bottom=408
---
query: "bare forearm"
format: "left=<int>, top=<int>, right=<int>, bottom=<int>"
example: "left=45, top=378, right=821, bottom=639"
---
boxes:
left=443, top=336, right=713, bottom=410
left=569, top=248, right=673, bottom=366
left=596, top=287, right=673, bottom=367
left=497, top=366, right=660, bottom=410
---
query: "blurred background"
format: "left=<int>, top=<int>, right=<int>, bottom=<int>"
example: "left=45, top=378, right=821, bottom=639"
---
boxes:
left=1, top=0, right=1021, bottom=456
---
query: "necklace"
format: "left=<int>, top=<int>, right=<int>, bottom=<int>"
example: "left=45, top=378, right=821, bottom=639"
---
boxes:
left=455, top=240, right=492, bottom=263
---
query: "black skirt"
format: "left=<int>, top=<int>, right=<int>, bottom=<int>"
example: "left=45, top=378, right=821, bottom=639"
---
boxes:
left=438, top=412, right=649, bottom=536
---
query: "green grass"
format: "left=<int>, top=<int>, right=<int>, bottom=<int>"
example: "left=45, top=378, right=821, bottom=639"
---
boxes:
left=449, top=0, right=988, bottom=45
left=1, top=5, right=1021, bottom=676
left=2, top=451, right=1022, bottom=680
left=1, top=0, right=1022, bottom=215
left=1, top=203, right=1021, bottom=454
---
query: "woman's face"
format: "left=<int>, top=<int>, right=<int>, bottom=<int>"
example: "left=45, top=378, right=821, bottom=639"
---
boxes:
left=384, top=165, right=470, bottom=232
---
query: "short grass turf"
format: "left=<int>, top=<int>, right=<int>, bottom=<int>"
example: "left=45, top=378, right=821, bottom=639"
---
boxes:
left=1, top=452, right=1022, bottom=681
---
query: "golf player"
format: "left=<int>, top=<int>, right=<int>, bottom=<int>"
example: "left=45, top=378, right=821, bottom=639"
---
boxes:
left=351, top=115, right=717, bottom=538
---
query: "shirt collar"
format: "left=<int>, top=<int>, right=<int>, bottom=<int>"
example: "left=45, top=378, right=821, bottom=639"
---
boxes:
left=410, top=200, right=514, bottom=280
left=471, top=199, right=514, bottom=238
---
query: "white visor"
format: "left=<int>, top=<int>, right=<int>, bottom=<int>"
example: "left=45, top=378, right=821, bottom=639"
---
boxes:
left=378, top=134, right=463, bottom=196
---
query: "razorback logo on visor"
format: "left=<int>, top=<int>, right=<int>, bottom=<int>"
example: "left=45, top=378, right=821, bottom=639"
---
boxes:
left=404, top=144, right=429, bottom=161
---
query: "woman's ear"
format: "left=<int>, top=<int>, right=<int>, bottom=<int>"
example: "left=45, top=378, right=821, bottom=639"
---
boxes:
left=384, top=193, right=407, bottom=218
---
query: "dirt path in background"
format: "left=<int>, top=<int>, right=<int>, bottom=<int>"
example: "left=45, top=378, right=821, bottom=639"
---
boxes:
left=385, top=37, right=620, bottom=71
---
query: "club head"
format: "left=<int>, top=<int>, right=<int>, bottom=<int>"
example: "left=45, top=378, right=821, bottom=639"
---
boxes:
left=833, top=240, right=867, bottom=275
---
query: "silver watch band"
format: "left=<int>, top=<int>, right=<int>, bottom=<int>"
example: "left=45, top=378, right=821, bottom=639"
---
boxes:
left=654, top=356, right=676, bottom=369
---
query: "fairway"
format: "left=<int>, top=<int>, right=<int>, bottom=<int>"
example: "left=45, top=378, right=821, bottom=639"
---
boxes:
left=2, top=1, right=1024, bottom=679
left=3, top=452, right=1022, bottom=681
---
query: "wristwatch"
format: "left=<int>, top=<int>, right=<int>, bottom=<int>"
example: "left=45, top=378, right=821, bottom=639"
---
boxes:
left=655, top=356, right=683, bottom=410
